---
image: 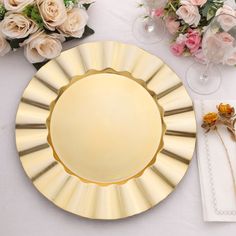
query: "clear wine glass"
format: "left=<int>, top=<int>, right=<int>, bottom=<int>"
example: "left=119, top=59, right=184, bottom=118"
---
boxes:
left=186, top=14, right=236, bottom=95
left=132, top=0, right=166, bottom=44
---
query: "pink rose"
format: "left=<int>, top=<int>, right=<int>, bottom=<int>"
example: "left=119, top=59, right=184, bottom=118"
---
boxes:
left=165, top=17, right=180, bottom=35
left=185, top=30, right=201, bottom=53
left=170, top=42, right=185, bottom=56
left=154, top=8, right=164, bottom=17
left=190, top=0, right=207, bottom=7
left=216, top=32, right=234, bottom=46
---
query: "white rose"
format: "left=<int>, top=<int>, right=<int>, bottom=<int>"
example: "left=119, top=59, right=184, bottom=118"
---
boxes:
left=0, top=32, right=11, bottom=56
left=57, top=8, right=88, bottom=38
left=37, top=0, right=67, bottom=31
left=176, top=0, right=201, bottom=27
left=176, top=33, right=186, bottom=44
left=4, top=0, right=34, bottom=12
left=216, top=4, right=236, bottom=31
left=1, top=13, right=38, bottom=39
left=22, top=31, right=65, bottom=63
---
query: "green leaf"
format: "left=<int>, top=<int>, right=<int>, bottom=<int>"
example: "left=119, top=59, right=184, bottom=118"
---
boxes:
left=64, top=0, right=78, bottom=8
left=228, top=27, right=236, bottom=38
left=0, top=3, right=6, bottom=21
left=23, top=5, right=44, bottom=28
left=9, top=37, right=28, bottom=49
left=207, top=8, right=215, bottom=21
left=81, top=25, right=95, bottom=38
left=201, top=0, right=223, bottom=22
left=202, top=5, right=210, bottom=18
left=83, top=3, right=94, bottom=10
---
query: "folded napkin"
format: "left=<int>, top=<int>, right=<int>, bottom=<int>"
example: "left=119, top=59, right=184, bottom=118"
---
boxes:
left=195, top=100, right=236, bottom=222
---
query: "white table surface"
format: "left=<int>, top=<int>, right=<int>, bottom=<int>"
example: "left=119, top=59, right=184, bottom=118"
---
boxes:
left=1, top=0, right=236, bottom=235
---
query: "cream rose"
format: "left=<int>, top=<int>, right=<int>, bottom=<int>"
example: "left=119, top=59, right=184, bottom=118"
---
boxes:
left=216, top=4, right=236, bottom=31
left=1, top=13, right=38, bottom=39
left=190, top=0, right=207, bottom=7
left=37, top=0, right=67, bottom=31
left=4, top=0, right=34, bottom=12
left=22, top=31, right=65, bottom=63
left=176, top=0, right=201, bottom=27
left=0, top=32, right=11, bottom=56
left=57, top=8, right=88, bottom=38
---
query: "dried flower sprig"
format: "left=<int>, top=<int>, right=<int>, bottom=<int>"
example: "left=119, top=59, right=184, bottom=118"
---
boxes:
left=217, top=103, right=236, bottom=140
left=202, top=103, right=236, bottom=141
left=202, top=103, right=236, bottom=197
left=202, top=112, right=219, bottom=132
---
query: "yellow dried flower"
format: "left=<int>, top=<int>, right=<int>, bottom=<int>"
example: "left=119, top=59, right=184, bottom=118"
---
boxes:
left=217, top=103, right=235, bottom=118
left=203, top=112, right=218, bottom=125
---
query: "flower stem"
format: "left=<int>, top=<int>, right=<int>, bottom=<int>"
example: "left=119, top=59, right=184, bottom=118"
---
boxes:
left=215, top=128, right=236, bottom=199
left=200, top=62, right=211, bottom=83
left=169, top=2, right=176, bottom=12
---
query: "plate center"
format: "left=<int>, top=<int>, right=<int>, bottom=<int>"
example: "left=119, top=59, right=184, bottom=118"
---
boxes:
left=49, top=73, right=162, bottom=184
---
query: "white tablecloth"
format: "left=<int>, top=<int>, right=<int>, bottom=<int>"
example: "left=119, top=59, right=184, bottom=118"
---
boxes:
left=1, top=0, right=236, bottom=235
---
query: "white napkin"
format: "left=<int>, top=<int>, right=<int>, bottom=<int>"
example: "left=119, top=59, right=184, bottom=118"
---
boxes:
left=195, top=100, right=236, bottom=222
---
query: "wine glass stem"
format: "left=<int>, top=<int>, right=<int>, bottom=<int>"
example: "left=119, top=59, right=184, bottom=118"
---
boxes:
left=144, top=16, right=155, bottom=33
left=201, top=62, right=211, bottom=83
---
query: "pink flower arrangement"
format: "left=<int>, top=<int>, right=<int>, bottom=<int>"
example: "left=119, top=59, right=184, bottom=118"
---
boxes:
left=154, top=0, right=236, bottom=65
left=170, top=29, right=201, bottom=57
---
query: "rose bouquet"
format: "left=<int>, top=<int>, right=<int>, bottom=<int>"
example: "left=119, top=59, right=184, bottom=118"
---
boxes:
left=0, top=0, right=94, bottom=66
left=154, top=0, right=236, bottom=64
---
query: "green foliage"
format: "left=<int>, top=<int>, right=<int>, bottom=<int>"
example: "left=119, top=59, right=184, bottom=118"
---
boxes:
left=23, top=5, right=44, bottom=28
left=228, top=27, right=236, bottom=39
left=83, top=3, right=93, bottom=10
left=64, top=0, right=93, bottom=10
left=179, top=23, right=190, bottom=34
left=201, top=0, right=223, bottom=21
left=164, top=0, right=180, bottom=16
left=0, top=3, right=6, bottom=21
left=9, top=38, right=27, bottom=49
left=64, top=0, right=78, bottom=8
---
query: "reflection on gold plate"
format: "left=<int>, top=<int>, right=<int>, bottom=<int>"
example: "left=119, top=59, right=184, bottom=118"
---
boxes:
left=15, top=41, right=196, bottom=220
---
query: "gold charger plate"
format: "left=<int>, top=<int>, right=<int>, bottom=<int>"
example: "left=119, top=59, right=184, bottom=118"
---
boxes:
left=15, top=41, right=196, bottom=220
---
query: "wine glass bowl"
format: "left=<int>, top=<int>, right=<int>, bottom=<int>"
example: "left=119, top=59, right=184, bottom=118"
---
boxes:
left=132, top=0, right=166, bottom=44
left=186, top=13, right=236, bottom=95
